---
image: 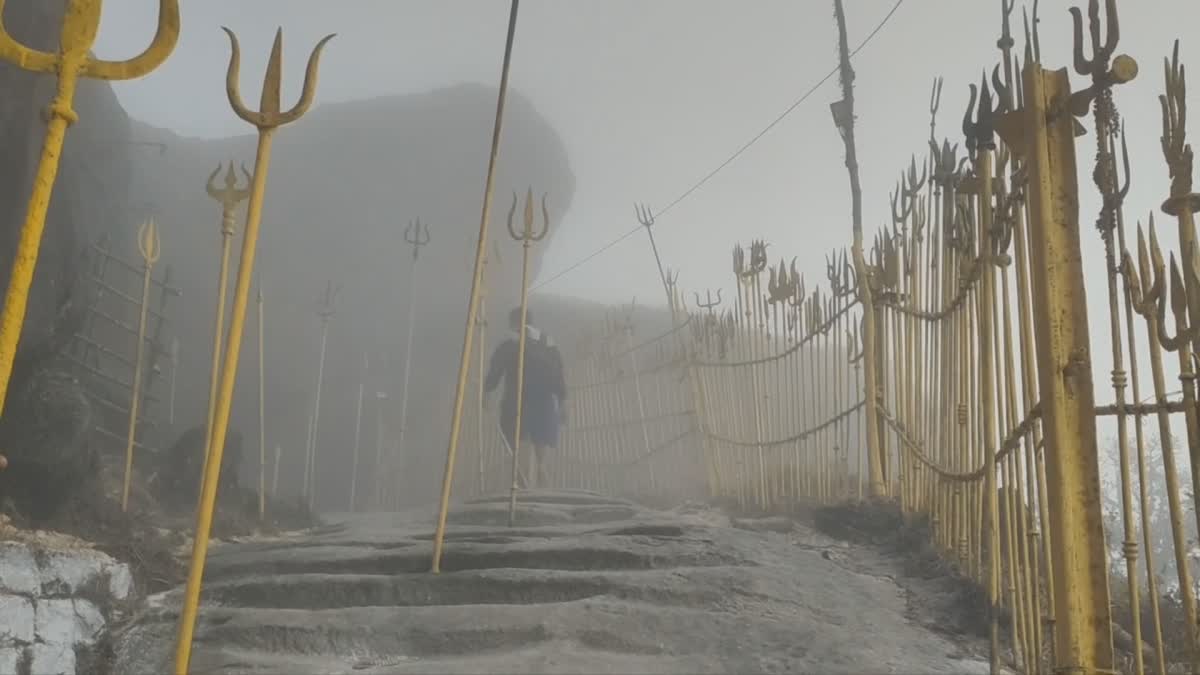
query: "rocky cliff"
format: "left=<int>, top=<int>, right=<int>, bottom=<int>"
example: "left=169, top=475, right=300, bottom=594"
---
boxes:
left=128, top=84, right=576, bottom=508
left=0, top=0, right=135, bottom=350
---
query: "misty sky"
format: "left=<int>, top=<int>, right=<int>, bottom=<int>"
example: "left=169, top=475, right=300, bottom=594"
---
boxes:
left=93, top=1, right=1196, bottom=304
left=93, top=1, right=1200, bottom=424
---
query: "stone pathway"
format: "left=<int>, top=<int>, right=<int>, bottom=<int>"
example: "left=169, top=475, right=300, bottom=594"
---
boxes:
left=113, top=490, right=992, bottom=674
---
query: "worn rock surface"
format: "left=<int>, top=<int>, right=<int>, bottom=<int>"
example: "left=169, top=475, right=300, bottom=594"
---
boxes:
left=0, top=535, right=134, bottom=675
left=114, top=490, right=990, bottom=674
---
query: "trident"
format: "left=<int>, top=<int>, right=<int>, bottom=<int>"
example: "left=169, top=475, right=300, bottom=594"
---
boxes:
left=394, top=219, right=432, bottom=508
left=0, top=0, right=178, bottom=419
left=634, top=203, right=676, bottom=320
left=505, top=188, right=550, bottom=527
left=175, top=27, right=333, bottom=675
left=121, top=219, right=160, bottom=512
left=200, top=162, right=251, bottom=481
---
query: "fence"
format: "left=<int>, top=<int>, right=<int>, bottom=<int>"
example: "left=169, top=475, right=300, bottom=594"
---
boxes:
left=450, top=7, right=1200, bottom=675
left=67, top=233, right=179, bottom=457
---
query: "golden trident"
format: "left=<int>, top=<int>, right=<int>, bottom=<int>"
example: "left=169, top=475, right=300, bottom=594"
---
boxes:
left=121, top=219, right=160, bottom=512
left=173, top=27, right=333, bottom=675
left=200, top=162, right=251, bottom=479
left=0, top=0, right=178, bottom=419
left=505, top=188, right=550, bottom=527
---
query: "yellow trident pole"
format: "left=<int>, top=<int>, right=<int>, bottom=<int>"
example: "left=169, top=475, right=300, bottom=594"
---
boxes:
left=506, top=189, right=550, bottom=526
left=0, top=0, right=178, bottom=418
left=431, top=0, right=520, bottom=573
left=200, top=162, right=251, bottom=478
left=173, top=28, right=333, bottom=674
left=120, top=219, right=161, bottom=512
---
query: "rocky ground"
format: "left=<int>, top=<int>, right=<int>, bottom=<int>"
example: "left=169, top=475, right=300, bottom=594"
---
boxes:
left=111, top=489, right=996, bottom=674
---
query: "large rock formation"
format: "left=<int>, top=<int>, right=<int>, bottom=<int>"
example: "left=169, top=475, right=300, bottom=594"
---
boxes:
left=0, top=0, right=137, bottom=514
left=128, top=84, right=576, bottom=509
left=0, top=0, right=135, bottom=351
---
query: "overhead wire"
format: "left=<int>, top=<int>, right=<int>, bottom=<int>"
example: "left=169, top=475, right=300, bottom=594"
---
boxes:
left=531, top=0, right=906, bottom=292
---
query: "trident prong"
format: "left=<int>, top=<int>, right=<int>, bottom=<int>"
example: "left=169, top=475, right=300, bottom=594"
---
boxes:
left=963, top=65, right=1009, bottom=154
left=205, top=161, right=253, bottom=202
left=694, top=289, right=723, bottom=315
left=929, top=76, right=944, bottom=142
left=317, top=279, right=339, bottom=321
left=1067, top=0, right=1137, bottom=117
left=1160, top=40, right=1199, bottom=216
left=404, top=218, right=432, bottom=261
left=205, top=161, right=252, bottom=236
left=138, top=219, right=161, bottom=266
left=1022, top=0, right=1042, bottom=64
left=634, top=203, right=655, bottom=230
left=223, top=27, right=336, bottom=129
left=507, top=189, right=550, bottom=243
left=0, top=0, right=180, bottom=79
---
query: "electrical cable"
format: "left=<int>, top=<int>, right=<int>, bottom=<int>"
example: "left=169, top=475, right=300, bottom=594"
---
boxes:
left=531, top=0, right=905, bottom=292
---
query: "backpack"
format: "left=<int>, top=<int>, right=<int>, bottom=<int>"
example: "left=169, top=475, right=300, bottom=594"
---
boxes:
left=519, top=330, right=561, bottom=394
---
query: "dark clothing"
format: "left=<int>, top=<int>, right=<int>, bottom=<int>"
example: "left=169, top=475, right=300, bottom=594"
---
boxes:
left=485, top=326, right=567, bottom=449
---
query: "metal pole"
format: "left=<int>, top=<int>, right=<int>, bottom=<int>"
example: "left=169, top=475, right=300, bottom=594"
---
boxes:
left=396, top=220, right=430, bottom=506
left=431, top=0, right=520, bottom=573
left=349, top=352, right=367, bottom=512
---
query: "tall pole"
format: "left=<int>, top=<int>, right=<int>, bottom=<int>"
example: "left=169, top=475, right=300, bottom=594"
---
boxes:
left=200, top=162, right=251, bottom=483
left=505, top=189, right=550, bottom=525
left=831, top=0, right=885, bottom=496
left=121, top=219, right=161, bottom=511
left=173, top=28, right=334, bottom=673
left=256, top=276, right=266, bottom=522
left=395, top=220, right=431, bottom=506
left=431, top=0, right=521, bottom=573
left=307, top=287, right=335, bottom=506
left=349, top=352, right=367, bottom=512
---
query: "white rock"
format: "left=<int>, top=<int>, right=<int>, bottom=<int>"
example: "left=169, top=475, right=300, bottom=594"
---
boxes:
left=34, top=599, right=77, bottom=645
left=0, top=542, right=40, bottom=595
left=0, top=646, right=21, bottom=674
left=30, top=641, right=76, bottom=675
left=72, top=599, right=106, bottom=645
left=0, top=594, right=34, bottom=644
left=105, top=562, right=134, bottom=601
left=38, top=549, right=109, bottom=597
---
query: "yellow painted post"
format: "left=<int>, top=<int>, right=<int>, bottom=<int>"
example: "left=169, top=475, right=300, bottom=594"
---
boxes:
left=997, top=59, right=1114, bottom=674
left=0, top=0, right=179, bottom=417
left=431, top=0, right=521, bottom=573
left=173, top=28, right=333, bottom=674
left=120, top=219, right=161, bottom=511
left=200, top=163, right=251, bottom=484
left=962, top=71, right=1004, bottom=674
left=831, top=0, right=884, bottom=497
left=505, top=189, right=550, bottom=525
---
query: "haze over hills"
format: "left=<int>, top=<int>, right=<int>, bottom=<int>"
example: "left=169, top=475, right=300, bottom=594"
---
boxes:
left=128, top=83, right=578, bottom=508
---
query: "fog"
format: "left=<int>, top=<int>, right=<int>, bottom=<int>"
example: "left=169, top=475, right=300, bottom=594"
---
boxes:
left=77, top=1, right=1200, bottom=505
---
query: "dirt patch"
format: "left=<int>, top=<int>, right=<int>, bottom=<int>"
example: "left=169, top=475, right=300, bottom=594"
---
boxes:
left=808, top=499, right=994, bottom=643
left=1, top=457, right=317, bottom=596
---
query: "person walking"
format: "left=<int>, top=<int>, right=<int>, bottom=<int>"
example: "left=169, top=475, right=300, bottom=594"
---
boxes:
left=484, top=308, right=567, bottom=488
